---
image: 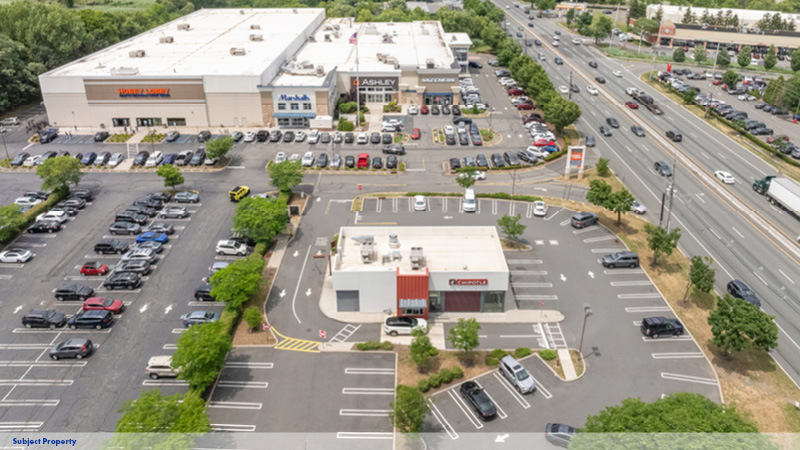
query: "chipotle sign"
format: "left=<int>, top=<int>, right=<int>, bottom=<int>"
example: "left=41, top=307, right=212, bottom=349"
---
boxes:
left=449, top=279, right=488, bottom=286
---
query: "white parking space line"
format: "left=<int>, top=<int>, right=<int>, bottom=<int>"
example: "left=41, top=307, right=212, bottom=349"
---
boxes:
left=610, top=281, right=651, bottom=287
left=339, top=409, right=392, bottom=417
left=474, top=381, right=507, bottom=419
left=512, top=282, right=552, bottom=288
left=142, top=379, right=189, bottom=386
left=753, top=271, right=769, bottom=286
left=661, top=372, right=719, bottom=386
left=216, top=381, right=269, bottom=389
left=13, top=328, right=111, bottom=334
left=625, top=306, right=671, bottom=313
left=0, top=361, right=86, bottom=367
left=11, top=243, right=46, bottom=248
left=0, top=422, right=43, bottom=431
left=342, top=388, right=394, bottom=395
left=330, top=324, right=362, bottom=343
left=223, top=362, right=274, bottom=369
left=172, top=328, right=187, bottom=334
left=591, top=248, right=625, bottom=253
left=511, top=270, right=548, bottom=275
left=492, top=372, right=531, bottom=409
left=337, top=432, right=393, bottom=440
left=0, top=399, right=59, bottom=407
left=531, top=375, right=552, bottom=399
left=211, top=424, right=256, bottom=432
left=515, top=295, right=558, bottom=301
left=162, top=344, right=178, bottom=350
left=642, top=336, right=693, bottom=342
left=188, top=301, right=223, bottom=307
left=544, top=208, right=562, bottom=221
left=447, top=389, right=483, bottom=429
left=345, top=368, right=395, bottom=375
left=506, top=259, right=542, bottom=264
left=618, top=293, right=661, bottom=299
left=559, top=219, right=570, bottom=226
left=604, top=269, right=642, bottom=275
left=652, top=352, right=705, bottom=359
left=572, top=228, right=597, bottom=235
left=583, top=235, right=616, bottom=243
left=0, top=263, right=25, bottom=268
left=0, top=379, right=72, bottom=387
left=0, top=344, right=51, bottom=350
left=208, top=401, right=262, bottom=410
left=427, top=398, right=458, bottom=440
left=0, top=275, right=12, bottom=280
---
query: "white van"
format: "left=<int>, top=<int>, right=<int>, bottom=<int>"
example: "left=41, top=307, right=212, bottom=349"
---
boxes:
left=463, top=188, right=476, bottom=212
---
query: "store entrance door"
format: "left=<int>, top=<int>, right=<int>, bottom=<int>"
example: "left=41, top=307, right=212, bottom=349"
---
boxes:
left=444, top=292, right=481, bottom=312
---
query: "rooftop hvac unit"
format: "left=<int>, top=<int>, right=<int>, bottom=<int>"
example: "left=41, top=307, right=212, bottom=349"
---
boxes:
left=128, top=50, right=146, bottom=58
left=177, top=23, right=190, bottom=30
left=421, top=27, right=430, bottom=35
left=159, top=36, right=174, bottom=43
left=323, top=24, right=332, bottom=31
left=386, top=56, right=397, bottom=65
left=376, top=52, right=384, bottom=61
left=333, top=24, right=340, bottom=30
left=426, top=59, right=435, bottom=68
left=389, top=234, right=400, bottom=248
left=230, top=47, right=246, bottom=56
left=333, top=31, right=341, bottom=38
left=250, top=24, right=261, bottom=30
left=249, top=34, right=263, bottom=41
left=361, top=243, right=375, bottom=264
left=382, top=33, right=393, bottom=43
left=410, top=247, right=425, bottom=270
left=365, top=24, right=379, bottom=34
left=351, top=235, right=374, bottom=245
left=110, top=66, right=139, bottom=76
left=308, top=35, right=316, bottom=42
left=316, top=65, right=325, bottom=77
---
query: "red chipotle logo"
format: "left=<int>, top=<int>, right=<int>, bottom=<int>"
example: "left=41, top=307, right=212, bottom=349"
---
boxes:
left=449, top=279, right=488, bottom=286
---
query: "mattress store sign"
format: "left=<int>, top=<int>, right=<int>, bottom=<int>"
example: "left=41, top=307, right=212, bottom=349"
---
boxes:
left=351, top=77, right=398, bottom=88
left=117, top=88, right=171, bottom=98
left=279, top=94, right=311, bottom=102
left=449, top=278, right=488, bottom=287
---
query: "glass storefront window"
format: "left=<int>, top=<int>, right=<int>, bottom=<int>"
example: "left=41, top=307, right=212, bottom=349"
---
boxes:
left=277, top=103, right=287, bottom=110
left=136, top=118, right=162, bottom=127
left=303, top=103, right=312, bottom=110
left=290, top=103, right=299, bottom=110
left=483, top=292, right=504, bottom=312
left=429, top=292, right=442, bottom=313
left=166, top=118, right=186, bottom=126
left=112, top=118, right=130, bottom=127
left=401, top=308, right=424, bottom=316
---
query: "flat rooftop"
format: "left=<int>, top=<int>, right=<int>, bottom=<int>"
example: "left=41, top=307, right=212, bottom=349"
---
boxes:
left=336, top=226, right=508, bottom=274
left=45, top=8, right=324, bottom=78
left=671, top=28, right=800, bottom=48
left=272, top=18, right=463, bottom=87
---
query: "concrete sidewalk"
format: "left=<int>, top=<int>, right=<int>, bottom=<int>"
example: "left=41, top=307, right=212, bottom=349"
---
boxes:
left=558, top=348, right=578, bottom=381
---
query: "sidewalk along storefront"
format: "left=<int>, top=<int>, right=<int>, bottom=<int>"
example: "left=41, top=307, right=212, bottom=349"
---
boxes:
left=332, top=226, right=510, bottom=319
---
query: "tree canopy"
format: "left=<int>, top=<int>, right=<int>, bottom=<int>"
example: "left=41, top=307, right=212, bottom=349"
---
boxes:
left=268, top=160, right=304, bottom=193
left=232, top=196, right=289, bottom=246
left=643, top=224, right=681, bottom=266
left=156, top=164, right=184, bottom=190
left=708, top=294, right=778, bottom=356
left=172, top=320, right=233, bottom=392
left=36, top=155, right=83, bottom=194
left=210, top=255, right=265, bottom=312
left=390, top=385, right=429, bottom=433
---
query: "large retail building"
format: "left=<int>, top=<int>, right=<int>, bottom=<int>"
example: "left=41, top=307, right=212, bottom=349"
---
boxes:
left=332, top=227, right=511, bottom=319
left=39, top=8, right=470, bottom=130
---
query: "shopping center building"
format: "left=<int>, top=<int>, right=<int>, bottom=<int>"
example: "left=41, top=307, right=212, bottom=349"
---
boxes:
left=331, top=227, right=511, bottom=319
left=38, top=8, right=470, bottom=130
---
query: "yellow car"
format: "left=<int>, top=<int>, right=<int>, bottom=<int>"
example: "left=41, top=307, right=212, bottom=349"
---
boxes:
left=228, top=185, right=250, bottom=202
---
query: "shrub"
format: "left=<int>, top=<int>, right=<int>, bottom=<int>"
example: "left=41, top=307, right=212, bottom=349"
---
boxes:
left=417, top=378, right=431, bottom=393
left=514, top=347, right=532, bottom=358
left=428, top=373, right=443, bottom=388
left=596, top=157, right=610, bottom=177
left=253, top=243, right=268, bottom=257
left=439, top=368, right=456, bottom=384
left=218, top=308, right=240, bottom=335
left=539, top=349, right=558, bottom=361
left=243, top=307, right=263, bottom=331
left=337, top=119, right=355, bottom=131
left=141, top=133, right=166, bottom=143
left=339, top=101, right=358, bottom=114
left=544, top=149, right=567, bottom=161
left=451, top=366, right=464, bottom=379
left=1, top=190, right=67, bottom=244
left=276, top=191, right=291, bottom=205
left=356, top=341, right=393, bottom=351
left=485, top=349, right=509, bottom=367
left=107, top=133, right=133, bottom=143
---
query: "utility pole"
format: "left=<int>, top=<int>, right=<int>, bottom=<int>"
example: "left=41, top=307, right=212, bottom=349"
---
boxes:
left=578, top=304, right=593, bottom=356
left=665, top=155, right=677, bottom=232
left=0, top=128, right=8, bottom=160
left=568, top=71, right=573, bottom=101
left=511, top=168, right=518, bottom=197
left=659, top=192, right=666, bottom=227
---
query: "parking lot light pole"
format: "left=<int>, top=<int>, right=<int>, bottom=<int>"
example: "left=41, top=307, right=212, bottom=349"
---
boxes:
left=0, top=129, right=8, bottom=160
left=578, top=304, right=593, bottom=356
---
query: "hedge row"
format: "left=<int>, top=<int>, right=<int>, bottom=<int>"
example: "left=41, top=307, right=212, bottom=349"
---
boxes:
left=417, top=366, right=464, bottom=393
left=476, top=193, right=542, bottom=202
left=544, top=149, right=568, bottom=162
left=539, top=349, right=558, bottom=361
left=0, top=189, right=68, bottom=244
left=356, top=341, right=394, bottom=351
left=486, top=348, right=534, bottom=366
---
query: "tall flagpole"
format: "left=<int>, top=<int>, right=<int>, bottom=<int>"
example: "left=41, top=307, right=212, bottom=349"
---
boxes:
left=355, top=25, right=361, bottom=131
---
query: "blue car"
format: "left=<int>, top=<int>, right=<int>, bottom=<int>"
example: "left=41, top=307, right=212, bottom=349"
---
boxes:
left=135, top=232, right=169, bottom=244
left=81, top=152, right=97, bottom=165
left=541, top=145, right=559, bottom=154
left=163, top=153, right=178, bottom=165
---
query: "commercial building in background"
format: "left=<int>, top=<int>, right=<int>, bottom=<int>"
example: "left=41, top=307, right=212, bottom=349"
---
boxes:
left=39, top=8, right=470, bottom=131
left=646, top=4, right=800, bottom=29
left=332, top=227, right=510, bottom=319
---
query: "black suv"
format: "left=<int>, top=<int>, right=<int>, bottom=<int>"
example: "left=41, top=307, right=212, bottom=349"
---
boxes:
left=132, top=151, right=149, bottom=167
left=654, top=161, right=672, bottom=177
left=665, top=130, right=682, bottom=142
left=125, top=205, right=157, bottom=217
left=103, top=272, right=142, bottom=290
left=640, top=317, right=684, bottom=338
left=229, top=232, right=255, bottom=247
left=727, top=279, right=761, bottom=307
left=22, top=310, right=66, bottom=329
left=148, top=192, right=172, bottom=203
left=256, top=130, right=268, bottom=142
left=27, top=221, right=61, bottom=234
left=94, top=239, right=129, bottom=255
left=54, top=283, right=94, bottom=301
left=134, top=197, right=163, bottom=209
left=194, top=283, right=216, bottom=301
left=68, top=310, right=113, bottom=330
left=570, top=212, right=598, bottom=229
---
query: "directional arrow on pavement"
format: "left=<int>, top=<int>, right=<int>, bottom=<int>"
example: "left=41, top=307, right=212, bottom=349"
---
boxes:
left=279, top=289, right=286, bottom=298
left=13, top=306, right=22, bottom=314
left=316, top=197, right=321, bottom=202
left=534, top=187, right=547, bottom=191
left=560, top=274, right=567, bottom=282
left=293, top=250, right=299, bottom=257
left=164, top=305, right=173, bottom=314
left=140, top=304, right=149, bottom=313
left=443, top=216, right=453, bottom=220
left=588, top=271, right=594, bottom=279
left=495, top=433, right=510, bottom=443
left=306, top=288, right=312, bottom=297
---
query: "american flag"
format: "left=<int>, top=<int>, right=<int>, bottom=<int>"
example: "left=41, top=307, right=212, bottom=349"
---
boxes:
left=349, top=32, right=357, bottom=45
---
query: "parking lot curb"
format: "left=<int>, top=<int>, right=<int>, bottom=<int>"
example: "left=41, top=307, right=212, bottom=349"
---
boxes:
left=480, top=128, right=503, bottom=147
left=303, top=169, right=402, bottom=175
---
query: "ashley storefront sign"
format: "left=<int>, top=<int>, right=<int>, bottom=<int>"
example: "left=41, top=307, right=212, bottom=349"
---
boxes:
left=118, top=88, right=171, bottom=97
left=279, top=94, right=311, bottom=101
left=351, top=77, right=398, bottom=88
left=449, top=279, right=488, bottom=286
left=421, top=78, right=456, bottom=83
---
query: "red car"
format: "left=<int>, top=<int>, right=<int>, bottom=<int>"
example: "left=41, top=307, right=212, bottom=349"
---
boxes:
left=83, top=297, right=125, bottom=314
left=420, top=105, right=429, bottom=114
left=517, top=103, right=536, bottom=110
left=532, top=138, right=555, bottom=146
left=507, top=88, right=525, bottom=96
left=80, top=261, right=109, bottom=276
left=712, top=80, right=723, bottom=85
left=411, top=128, right=421, bottom=140
left=625, top=101, right=639, bottom=109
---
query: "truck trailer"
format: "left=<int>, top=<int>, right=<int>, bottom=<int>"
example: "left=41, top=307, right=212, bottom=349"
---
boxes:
left=753, top=176, right=800, bottom=215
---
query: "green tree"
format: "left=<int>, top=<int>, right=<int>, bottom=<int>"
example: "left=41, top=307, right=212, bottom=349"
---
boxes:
left=596, top=157, right=610, bottom=177
left=684, top=256, right=715, bottom=302
left=643, top=224, right=681, bottom=266
left=716, top=49, right=730, bottom=67
left=543, top=97, right=582, bottom=133
left=565, top=8, right=575, bottom=25
left=722, top=69, right=738, bottom=88
left=232, top=196, right=288, bottom=246
left=783, top=74, right=800, bottom=110
left=356, top=9, right=374, bottom=22
left=738, top=45, right=752, bottom=68
left=205, top=135, right=233, bottom=161
left=497, top=214, right=526, bottom=241
left=535, top=0, right=556, bottom=11
left=172, top=320, right=232, bottom=391
left=763, top=75, right=786, bottom=106
left=590, top=14, right=614, bottom=43
left=455, top=166, right=478, bottom=190
left=156, top=164, right=184, bottom=191
left=792, top=48, right=800, bottom=72
left=268, top=160, right=304, bottom=193
left=681, top=87, right=697, bottom=105
left=112, top=388, right=209, bottom=447
left=764, top=45, right=778, bottom=70
left=210, top=256, right=265, bottom=312
left=578, top=11, right=593, bottom=28
left=0, top=35, right=44, bottom=112
left=447, top=318, right=481, bottom=353
left=0, top=204, right=24, bottom=243
left=672, top=47, right=685, bottom=63
left=390, top=385, right=429, bottom=433
left=243, top=306, right=264, bottom=331
left=586, top=179, right=612, bottom=207
left=607, top=188, right=635, bottom=225
left=410, top=327, right=438, bottom=370
left=708, top=294, right=778, bottom=356
left=36, top=155, right=83, bottom=194
left=692, top=46, right=708, bottom=64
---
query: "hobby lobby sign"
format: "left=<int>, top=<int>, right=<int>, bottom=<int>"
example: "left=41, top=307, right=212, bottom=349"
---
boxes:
left=118, top=88, right=171, bottom=97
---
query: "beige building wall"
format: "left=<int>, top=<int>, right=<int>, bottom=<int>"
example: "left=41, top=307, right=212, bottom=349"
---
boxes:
left=206, top=92, right=263, bottom=127
left=315, top=91, right=329, bottom=116
left=261, top=92, right=275, bottom=127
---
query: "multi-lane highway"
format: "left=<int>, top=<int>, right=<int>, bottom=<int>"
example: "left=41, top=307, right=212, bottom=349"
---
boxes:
left=494, top=0, right=800, bottom=386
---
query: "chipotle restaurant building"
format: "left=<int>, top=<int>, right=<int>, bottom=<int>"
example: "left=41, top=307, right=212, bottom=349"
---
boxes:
left=332, top=226, right=511, bottom=319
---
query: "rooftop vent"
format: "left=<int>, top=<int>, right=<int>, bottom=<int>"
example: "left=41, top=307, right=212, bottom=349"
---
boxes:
left=316, top=65, right=325, bottom=77
left=426, top=58, right=435, bottom=69
left=249, top=34, right=263, bottom=41
left=382, top=33, right=394, bottom=43
left=389, top=234, right=400, bottom=248
left=308, top=35, right=316, bottom=42
left=324, top=34, right=331, bottom=42
left=365, top=24, right=379, bottom=34
left=361, top=243, right=375, bottom=264
left=351, top=235, right=374, bottom=245
left=250, top=24, right=261, bottom=30
left=159, top=36, right=174, bottom=43
left=230, top=47, right=246, bottom=56
left=110, top=67, right=139, bottom=76
left=240, top=9, right=245, bottom=14
left=177, top=23, right=190, bottom=31
left=128, top=49, right=146, bottom=58
left=410, top=247, right=425, bottom=270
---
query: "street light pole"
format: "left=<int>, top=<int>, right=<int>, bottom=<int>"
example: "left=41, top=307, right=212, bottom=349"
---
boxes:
left=578, top=304, right=593, bottom=356
left=0, top=129, right=8, bottom=160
